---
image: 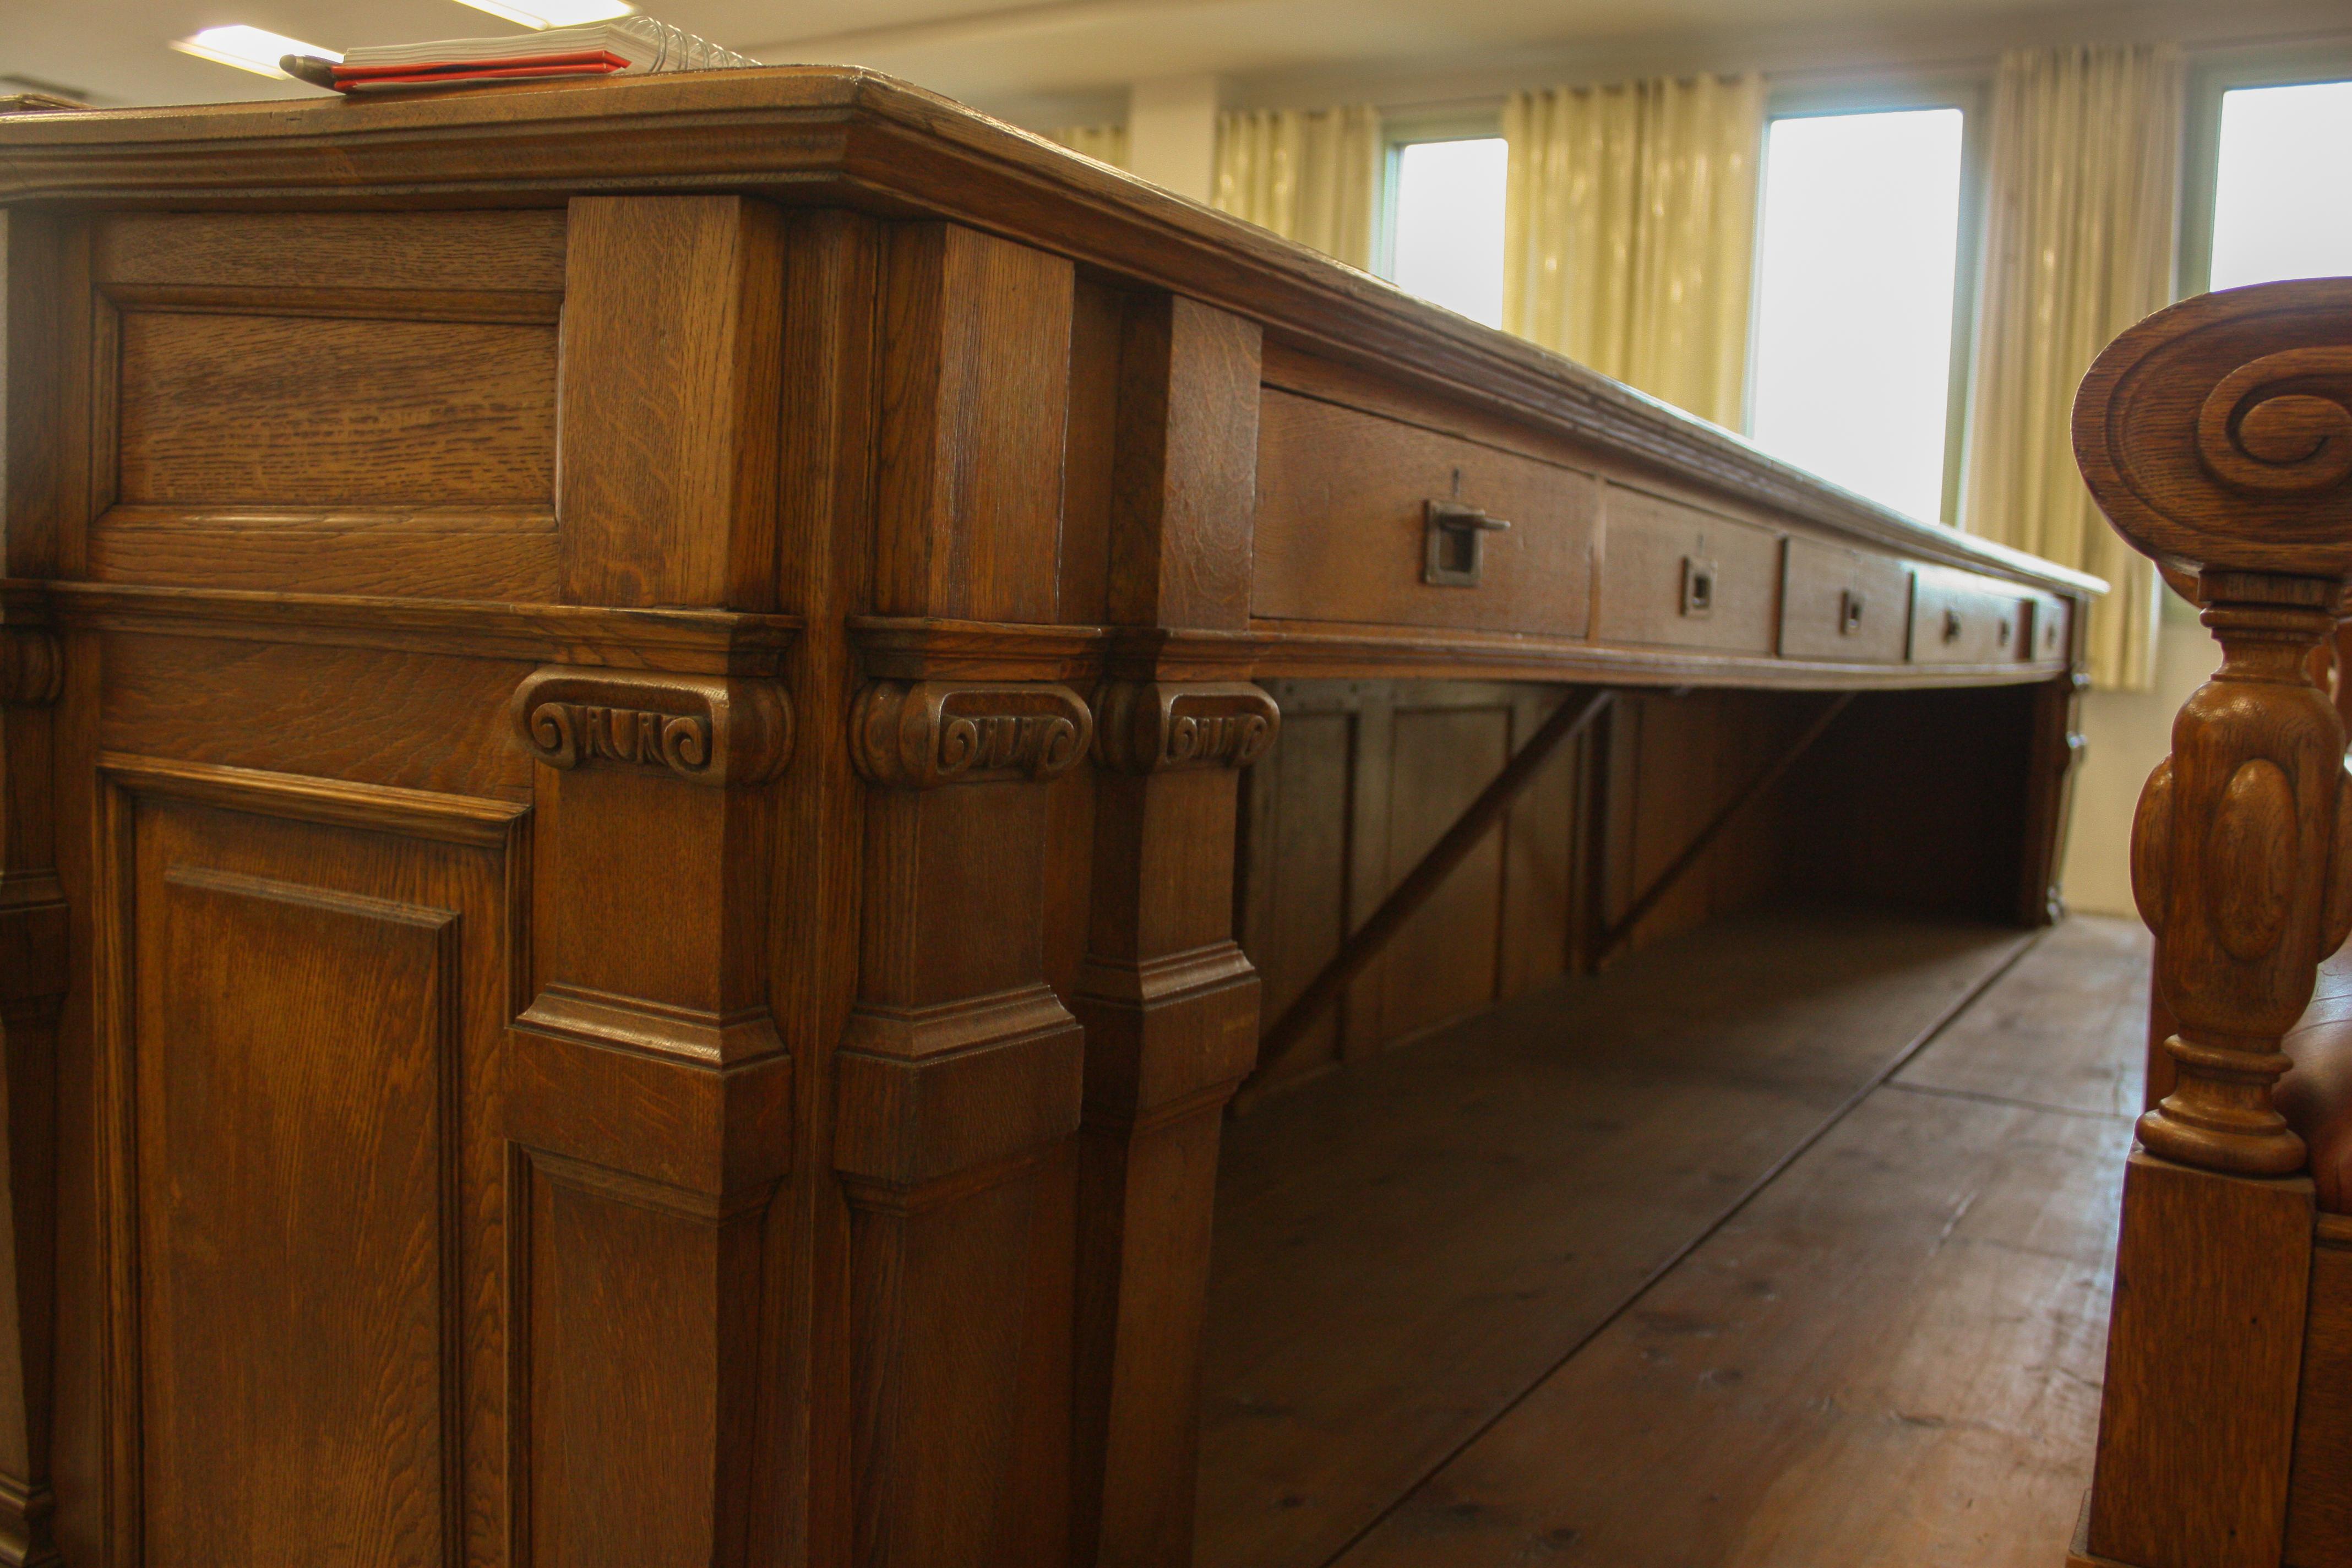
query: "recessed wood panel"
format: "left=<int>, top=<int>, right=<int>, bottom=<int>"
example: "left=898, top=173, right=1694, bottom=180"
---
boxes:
left=134, top=828, right=458, bottom=1566
left=96, top=209, right=568, bottom=295
left=107, top=786, right=518, bottom=1568
left=1245, top=710, right=1355, bottom=1083
left=524, top=1166, right=727, bottom=1568
left=1254, top=389, right=1597, bottom=636
left=1594, top=486, right=1779, bottom=654
left=1380, top=704, right=1509, bottom=1042
left=115, top=310, right=558, bottom=511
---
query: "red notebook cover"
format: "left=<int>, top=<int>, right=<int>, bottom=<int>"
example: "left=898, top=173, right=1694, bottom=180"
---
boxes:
left=330, top=50, right=630, bottom=89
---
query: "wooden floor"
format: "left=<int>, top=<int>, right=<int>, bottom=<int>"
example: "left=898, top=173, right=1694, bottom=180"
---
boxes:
left=1198, top=908, right=2149, bottom=1568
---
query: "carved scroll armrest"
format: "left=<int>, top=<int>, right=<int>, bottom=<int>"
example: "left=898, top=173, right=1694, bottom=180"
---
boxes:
left=2077, top=278, right=2352, bottom=1174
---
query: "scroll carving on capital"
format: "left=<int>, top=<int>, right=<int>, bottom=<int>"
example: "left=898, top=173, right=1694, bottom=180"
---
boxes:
left=511, top=669, right=793, bottom=786
left=0, top=628, right=61, bottom=707
left=850, top=680, right=1091, bottom=790
left=1092, top=681, right=1279, bottom=775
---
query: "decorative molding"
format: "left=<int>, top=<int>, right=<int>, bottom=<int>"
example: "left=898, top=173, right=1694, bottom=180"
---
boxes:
left=100, top=752, right=528, bottom=849
left=842, top=981, right=1078, bottom=1061
left=1092, top=681, right=1278, bottom=774
left=511, top=669, right=792, bottom=786
left=848, top=615, right=1107, bottom=682
left=0, top=629, right=60, bottom=707
left=850, top=680, right=1090, bottom=789
left=516, top=981, right=786, bottom=1068
left=48, top=581, right=798, bottom=674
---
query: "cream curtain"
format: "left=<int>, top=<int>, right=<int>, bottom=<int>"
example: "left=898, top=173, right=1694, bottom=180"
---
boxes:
left=1500, top=74, right=1766, bottom=428
left=1046, top=123, right=1129, bottom=171
left=1211, top=106, right=1382, bottom=270
left=1963, top=44, right=2184, bottom=690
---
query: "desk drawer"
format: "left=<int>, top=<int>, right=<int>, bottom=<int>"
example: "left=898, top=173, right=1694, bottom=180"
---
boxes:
left=1910, top=569, right=2030, bottom=664
left=1594, top=486, right=1779, bottom=654
left=1253, top=389, right=1598, bottom=636
left=2027, top=593, right=2072, bottom=663
left=1778, top=536, right=1910, bottom=662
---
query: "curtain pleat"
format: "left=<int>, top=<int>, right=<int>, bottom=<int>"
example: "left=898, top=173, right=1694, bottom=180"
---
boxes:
left=1501, top=74, right=1765, bottom=428
left=1045, top=123, right=1130, bottom=171
left=1212, top=106, right=1382, bottom=270
left=1963, top=43, right=2183, bottom=691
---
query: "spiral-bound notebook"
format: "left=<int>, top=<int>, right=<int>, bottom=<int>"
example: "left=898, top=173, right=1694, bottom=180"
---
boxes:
left=287, top=17, right=756, bottom=93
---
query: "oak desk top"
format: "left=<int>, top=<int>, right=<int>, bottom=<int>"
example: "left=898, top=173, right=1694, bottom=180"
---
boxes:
left=0, top=67, right=2101, bottom=642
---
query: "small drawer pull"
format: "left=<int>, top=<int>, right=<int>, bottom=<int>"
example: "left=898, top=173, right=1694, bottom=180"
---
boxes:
left=1942, top=608, right=1964, bottom=644
left=1997, top=615, right=2013, bottom=646
left=1839, top=589, right=1865, bottom=635
left=1681, top=556, right=1718, bottom=619
left=1424, top=499, right=1512, bottom=587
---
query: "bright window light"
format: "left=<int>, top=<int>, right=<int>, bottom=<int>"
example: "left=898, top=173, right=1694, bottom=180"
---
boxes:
left=1749, top=108, right=1966, bottom=522
left=2210, top=79, right=2352, bottom=291
left=1389, top=138, right=1509, bottom=328
left=449, top=0, right=636, bottom=28
left=169, top=25, right=340, bottom=77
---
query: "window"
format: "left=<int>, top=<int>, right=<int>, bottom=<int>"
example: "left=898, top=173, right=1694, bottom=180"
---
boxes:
left=1747, top=106, right=1969, bottom=523
left=1382, top=135, right=1509, bottom=327
left=2208, top=78, right=2352, bottom=290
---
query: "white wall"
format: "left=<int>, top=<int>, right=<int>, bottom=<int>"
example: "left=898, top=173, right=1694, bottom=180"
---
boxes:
left=2060, top=591, right=2214, bottom=918
left=1125, top=74, right=1221, bottom=202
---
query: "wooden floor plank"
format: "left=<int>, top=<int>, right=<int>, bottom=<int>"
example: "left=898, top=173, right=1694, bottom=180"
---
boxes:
left=1325, top=916, right=2142, bottom=1568
left=1196, top=908, right=2038, bottom=1568
left=1895, top=914, right=2150, bottom=1119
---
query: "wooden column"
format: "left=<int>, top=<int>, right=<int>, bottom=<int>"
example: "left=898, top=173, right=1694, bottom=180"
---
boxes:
left=1070, top=294, right=1269, bottom=1568
left=502, top=193, right=797, bottom=1568
left=0, top=586, right=60, bottom=1567
left=2072, top=279, right=2352, bottom=1568
left=835, top=222, right=1088, bottom=1568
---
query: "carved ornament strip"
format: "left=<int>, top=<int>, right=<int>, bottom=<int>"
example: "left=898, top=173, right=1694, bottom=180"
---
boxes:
left=511, top=669, right=792, bottom=786
left=1092, top=681, right=1279, bottom=774
left=851, top=680, right=1091, bottom=789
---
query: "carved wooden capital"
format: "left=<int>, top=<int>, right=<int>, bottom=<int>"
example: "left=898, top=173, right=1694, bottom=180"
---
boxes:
left=850, top=680, right=1091, bottom=789
left=0, top=629, right=60, bottom=708
left=1091, top=681, right=1278, bottom=775
left=511, top=669, right=793, bottom=786
left=2075, top=278, right=2352, bottom=579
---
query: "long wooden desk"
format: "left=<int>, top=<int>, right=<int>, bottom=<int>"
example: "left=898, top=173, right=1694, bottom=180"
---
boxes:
left=0, top=70, right=2099, bottom=1568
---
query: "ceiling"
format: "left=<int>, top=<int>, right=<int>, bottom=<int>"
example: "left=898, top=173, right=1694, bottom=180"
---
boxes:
left=2, top=0, right=2339, bottom=122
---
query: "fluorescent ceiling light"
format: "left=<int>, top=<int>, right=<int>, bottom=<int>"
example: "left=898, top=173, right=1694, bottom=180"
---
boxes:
left=448, top=0, right=636, bottom=27
left=170, top=25, right=340, bottom=77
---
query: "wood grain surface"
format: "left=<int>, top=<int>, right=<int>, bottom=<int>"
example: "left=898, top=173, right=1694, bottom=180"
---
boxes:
left=1199, top=907, right=2041, bottom=1568
left=1303, top=916, right=2139, bottom=1568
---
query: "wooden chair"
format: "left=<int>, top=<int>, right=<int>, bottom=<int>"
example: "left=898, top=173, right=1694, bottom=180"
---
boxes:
left=2069, top=275, right=2352, bottom=1568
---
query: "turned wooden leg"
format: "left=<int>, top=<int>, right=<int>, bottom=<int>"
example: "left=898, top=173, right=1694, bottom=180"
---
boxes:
left=2070, top=281, right=2352, bottom=1568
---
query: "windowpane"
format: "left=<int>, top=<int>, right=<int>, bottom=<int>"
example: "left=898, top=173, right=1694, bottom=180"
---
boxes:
left=1390, top=137, right=1508, bottom=328
left=1749, top=108, right=1965, bottom=522
left=2211, top=79, right=2352, bottom=291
